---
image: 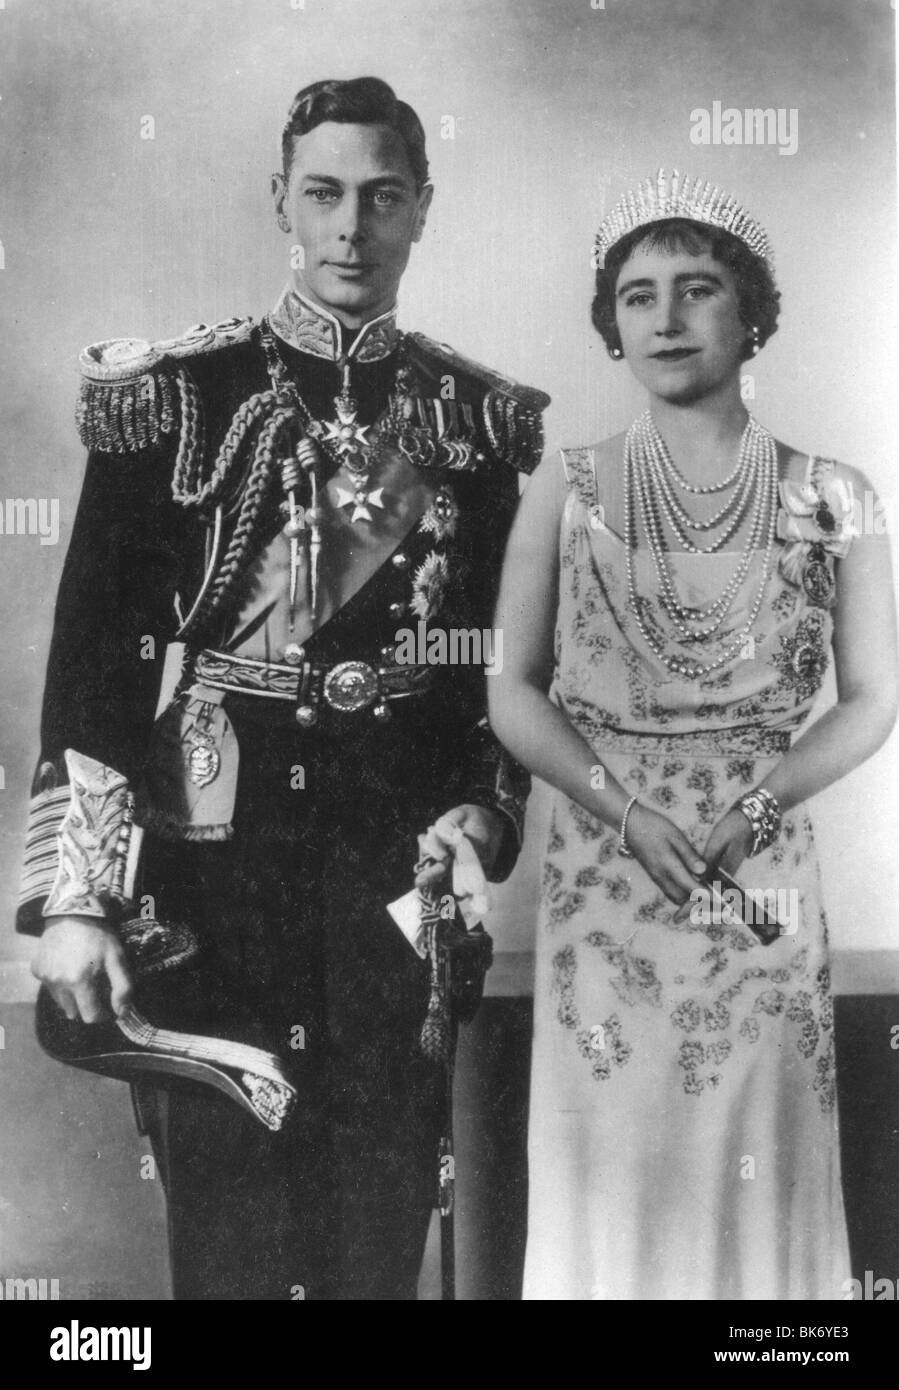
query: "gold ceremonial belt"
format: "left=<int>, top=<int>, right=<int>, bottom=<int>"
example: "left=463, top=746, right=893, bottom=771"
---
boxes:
left=195, top=648, right=436, bottom=725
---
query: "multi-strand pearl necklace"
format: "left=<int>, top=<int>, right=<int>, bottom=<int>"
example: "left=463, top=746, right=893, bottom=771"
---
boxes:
left=623, top=411, right=778, bottom=679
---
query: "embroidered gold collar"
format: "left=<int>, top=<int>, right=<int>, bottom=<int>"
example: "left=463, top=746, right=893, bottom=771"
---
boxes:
left=268, top=283, right=400, bottom=363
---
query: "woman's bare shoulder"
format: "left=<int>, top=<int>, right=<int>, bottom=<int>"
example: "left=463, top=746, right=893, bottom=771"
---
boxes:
left=517, top=444, right=571, bottom=522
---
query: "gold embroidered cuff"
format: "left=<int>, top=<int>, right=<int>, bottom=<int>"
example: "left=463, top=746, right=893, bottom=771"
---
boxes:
left=42, top=751, right=140, bottom=920
left=19, top=784, right=72, bottom=911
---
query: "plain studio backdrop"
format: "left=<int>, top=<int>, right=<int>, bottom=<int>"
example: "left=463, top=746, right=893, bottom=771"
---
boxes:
left=0, top=1, right=895, bottom=975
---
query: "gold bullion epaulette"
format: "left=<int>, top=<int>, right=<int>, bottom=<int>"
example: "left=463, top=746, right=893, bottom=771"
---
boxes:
left=405, top=332, right=551, bottom=475
left=76, top=317, right=255, bottom=454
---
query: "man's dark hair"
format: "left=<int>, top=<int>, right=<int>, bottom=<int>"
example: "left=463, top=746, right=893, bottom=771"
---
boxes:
left=592, top=218, right=781, bottom=362
left=281, top=76, right=429, bottom=190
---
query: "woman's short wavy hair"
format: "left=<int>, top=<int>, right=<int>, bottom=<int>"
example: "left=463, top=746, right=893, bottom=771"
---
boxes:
left=592, top=218, right=780, bottom=362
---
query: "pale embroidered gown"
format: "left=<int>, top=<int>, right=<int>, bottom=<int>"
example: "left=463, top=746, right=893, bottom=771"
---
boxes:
left=523, top=446, right=853, bottom=1301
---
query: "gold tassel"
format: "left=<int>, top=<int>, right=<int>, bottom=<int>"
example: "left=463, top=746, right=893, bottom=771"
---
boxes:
left=418, top=893, right=453, bottom=1063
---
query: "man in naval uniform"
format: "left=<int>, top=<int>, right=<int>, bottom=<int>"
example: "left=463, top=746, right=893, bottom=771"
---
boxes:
left=18, top=76, right=548, bottom=1300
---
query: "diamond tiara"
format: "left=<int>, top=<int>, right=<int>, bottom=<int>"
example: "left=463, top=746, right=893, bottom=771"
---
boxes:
left=594, top=169, right=773, bottom=268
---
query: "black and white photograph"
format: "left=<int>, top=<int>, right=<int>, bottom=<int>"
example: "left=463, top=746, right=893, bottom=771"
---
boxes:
left=0, top=0, right=897, bottom=1340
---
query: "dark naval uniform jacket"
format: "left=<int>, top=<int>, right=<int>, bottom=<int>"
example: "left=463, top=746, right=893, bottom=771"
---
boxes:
left=17, top=285, right=549, bottom=1299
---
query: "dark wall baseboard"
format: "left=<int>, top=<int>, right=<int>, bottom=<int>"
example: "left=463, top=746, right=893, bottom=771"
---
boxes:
left=1, top=996, right=896, bottom=1300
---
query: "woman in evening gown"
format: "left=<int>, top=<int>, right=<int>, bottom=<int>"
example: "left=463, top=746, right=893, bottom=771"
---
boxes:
left=489, top=172, right=897, bottom=1300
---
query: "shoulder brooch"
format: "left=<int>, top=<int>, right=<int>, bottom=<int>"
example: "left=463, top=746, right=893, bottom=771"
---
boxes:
left=404, top=332, right=551, bottom=475
left=776, top=457, right=858, bottom=607
left=76, top=316, right=255, bottom=455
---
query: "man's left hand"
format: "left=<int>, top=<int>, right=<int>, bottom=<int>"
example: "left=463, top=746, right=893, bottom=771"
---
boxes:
left=414, top=804, right=506, bottom=888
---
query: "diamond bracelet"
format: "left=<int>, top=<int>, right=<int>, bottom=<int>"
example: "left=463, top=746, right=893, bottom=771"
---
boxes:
left=736, top=787, right=782, bottom=856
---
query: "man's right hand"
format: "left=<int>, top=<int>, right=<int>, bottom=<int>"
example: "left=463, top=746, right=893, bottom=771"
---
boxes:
left=31, top=917, right=134, bottom=1023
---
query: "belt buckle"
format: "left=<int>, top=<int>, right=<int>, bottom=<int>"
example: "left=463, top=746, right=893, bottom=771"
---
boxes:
left=323, top=660, right=379, bottom=713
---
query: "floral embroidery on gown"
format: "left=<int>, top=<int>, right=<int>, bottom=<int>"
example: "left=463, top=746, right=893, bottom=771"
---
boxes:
left=523, top=447, right=854, bottom=1301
